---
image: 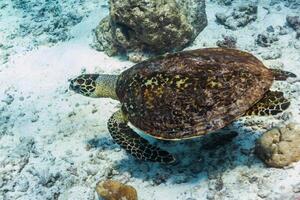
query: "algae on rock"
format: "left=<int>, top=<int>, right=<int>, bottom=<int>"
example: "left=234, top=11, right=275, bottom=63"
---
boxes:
left=94, top=0, right=207, bottom=61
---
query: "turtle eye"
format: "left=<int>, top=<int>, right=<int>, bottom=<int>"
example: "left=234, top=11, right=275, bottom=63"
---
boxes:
left=77, top=78, right=85, bottom=85
left=69, top=79, right=81, bottom=91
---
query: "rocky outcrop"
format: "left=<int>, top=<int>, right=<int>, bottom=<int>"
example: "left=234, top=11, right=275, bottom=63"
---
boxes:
left=94, top=0, right=207, bottom=61
left=255, top=123, right=300, bottom=168
left=96, top=180, right=138, bottom=200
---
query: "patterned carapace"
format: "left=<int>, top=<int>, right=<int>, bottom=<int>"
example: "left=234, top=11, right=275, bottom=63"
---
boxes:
left=116, top=48, right=274, bottom=140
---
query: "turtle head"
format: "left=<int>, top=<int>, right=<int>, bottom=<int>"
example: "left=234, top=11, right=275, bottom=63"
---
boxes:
left=69, top=74, right=118, bottom=100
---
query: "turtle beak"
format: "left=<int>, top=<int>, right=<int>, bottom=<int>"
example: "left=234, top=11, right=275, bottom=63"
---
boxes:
left=69, top=78, right=80, bottom=93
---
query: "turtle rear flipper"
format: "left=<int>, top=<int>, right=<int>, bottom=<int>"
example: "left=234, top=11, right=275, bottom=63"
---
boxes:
left=107, top=110, right=176, bottom=164
left=271, top=69, right=297, bottom=81
left=245, top=91, right=290, bottom=116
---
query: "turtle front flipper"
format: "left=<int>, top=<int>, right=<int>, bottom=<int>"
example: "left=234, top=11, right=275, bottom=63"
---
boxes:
left=270, top=69, right=297, bottom=81
left=107, top=110, right=176, bottom=164
left=245, top=90, right=290, bottom=116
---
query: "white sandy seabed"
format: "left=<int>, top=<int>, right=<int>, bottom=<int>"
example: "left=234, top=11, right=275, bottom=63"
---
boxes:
left=0, top=0, right=300, bottom=200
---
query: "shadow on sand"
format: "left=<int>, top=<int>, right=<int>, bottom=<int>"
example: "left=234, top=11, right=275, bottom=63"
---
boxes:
left=87, top=123, right=264, bottom=185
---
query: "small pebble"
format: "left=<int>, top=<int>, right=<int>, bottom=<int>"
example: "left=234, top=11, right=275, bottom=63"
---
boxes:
left=293, top=183, right=300, bottom=193
left=14, top=179, right=29, bottom=192
left=249, top=176, right=258, bottom=183
left=261, top=50, right=281, bottom=60
left=91, top=108, right=97, bottom=113
left=31, top=114, right=39, bottom=122
left=257, top=188, right=270, bottom=198
left=68, top=111, right=76, bottom=117
left=2, top=94, right=14, bottom=105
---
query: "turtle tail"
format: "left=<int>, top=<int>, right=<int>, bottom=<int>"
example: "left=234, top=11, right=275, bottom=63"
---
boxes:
left=270, top=69, right=297, bottom=81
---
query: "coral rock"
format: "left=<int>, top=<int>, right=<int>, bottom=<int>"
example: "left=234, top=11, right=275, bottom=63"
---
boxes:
left=255, top=123, right=300, bottom=168
left=96, top=180, right=138, bottom=200
left=94, top=0, right=207, bottom=60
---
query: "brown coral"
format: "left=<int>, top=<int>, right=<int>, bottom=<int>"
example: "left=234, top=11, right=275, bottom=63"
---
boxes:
left=96, top=180, right=138, bottom=200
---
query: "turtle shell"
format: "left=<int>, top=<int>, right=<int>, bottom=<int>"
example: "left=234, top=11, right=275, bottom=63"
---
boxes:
left=116, top=48, right=274, bottom=140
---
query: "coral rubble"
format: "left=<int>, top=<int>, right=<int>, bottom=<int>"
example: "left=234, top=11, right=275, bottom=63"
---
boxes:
left=215, top=3, right=257, bottom=30
left=216, top=35, right=237, bottom=48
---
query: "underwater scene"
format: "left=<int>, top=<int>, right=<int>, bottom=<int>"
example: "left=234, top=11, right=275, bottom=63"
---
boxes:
left=1, top=0, right=300, bottom=199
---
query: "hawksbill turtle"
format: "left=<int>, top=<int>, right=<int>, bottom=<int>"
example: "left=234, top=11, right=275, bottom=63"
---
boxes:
left=69, top=48, right=296, bottom=164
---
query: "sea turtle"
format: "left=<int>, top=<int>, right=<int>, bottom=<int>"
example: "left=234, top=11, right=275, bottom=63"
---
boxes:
left=69, top=48, right=296, bottom=164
